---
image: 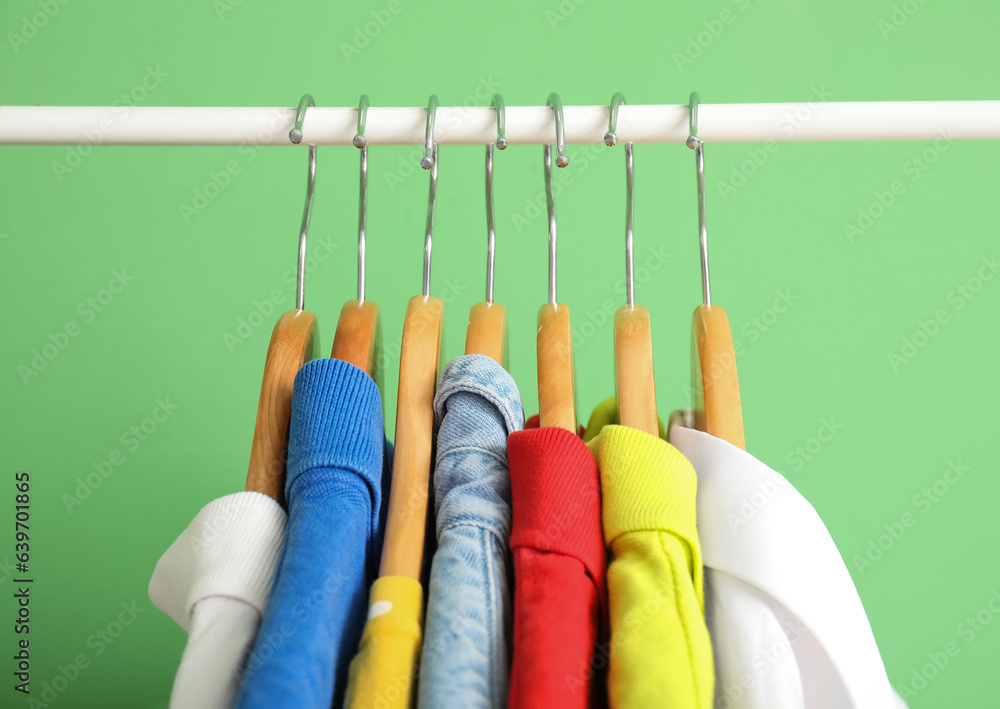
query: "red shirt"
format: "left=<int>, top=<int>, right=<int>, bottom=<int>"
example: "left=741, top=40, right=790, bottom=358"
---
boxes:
left=507, top=420, right=607, bottom=709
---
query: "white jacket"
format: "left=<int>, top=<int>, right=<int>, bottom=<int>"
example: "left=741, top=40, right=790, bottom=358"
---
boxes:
left=671, top=424, right=907, bottom=709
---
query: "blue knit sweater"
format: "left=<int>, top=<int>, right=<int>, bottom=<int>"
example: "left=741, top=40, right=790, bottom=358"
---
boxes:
left=236, top=358, right=389, bottom=709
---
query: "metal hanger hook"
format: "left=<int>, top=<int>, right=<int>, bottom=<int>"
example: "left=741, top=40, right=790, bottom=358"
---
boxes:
left=356, top=96, right=369, bottom=302
left=624, top=142, right=635, bottom=307
left=604, top=93, right=636, bottom=306
left=491, top=94, right=508, bottom=150
left=544, top=145, right=557, bottom=304
left=687, top=91, right=711, bottom=306
left=422, top=147, right=439, bottom=297
left=546, top=92, right=569, bottom=168
left=604, top=91, right=627, bottom=147
left=289, top=94, right=316, bottom=311
left=354, top=94, right=369, bottom=149
left=420, top=95, right=440, bottom=295
left=421, top=95, right=438, bottom=169
left=686, top=91, right=702, bottom=149
left=544, top=93, right=568, bottom=305
left=289, top=93, right=312, bottom=145
left=485, top=95, right=506, bottom=304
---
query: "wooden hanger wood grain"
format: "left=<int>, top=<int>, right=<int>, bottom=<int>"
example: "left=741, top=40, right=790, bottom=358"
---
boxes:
left=245, top=94, right=321, bottom=501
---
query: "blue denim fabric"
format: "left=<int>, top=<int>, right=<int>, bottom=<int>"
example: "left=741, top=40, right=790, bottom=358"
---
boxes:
left=418, top=354, right=525, bottom=709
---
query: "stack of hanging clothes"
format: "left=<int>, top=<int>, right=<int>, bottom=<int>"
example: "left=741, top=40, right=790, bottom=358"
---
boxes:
left=149, top=356, right=906, bottom=709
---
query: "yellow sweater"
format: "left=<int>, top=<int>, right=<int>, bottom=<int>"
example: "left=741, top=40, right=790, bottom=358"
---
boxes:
left=585, top=398, right=714, bottom=709
left=344, top=576, right=423, bottom=709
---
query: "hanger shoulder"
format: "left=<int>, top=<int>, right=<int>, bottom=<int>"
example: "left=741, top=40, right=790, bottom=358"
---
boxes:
left=246, top=309, right=319, bottom=501
left=380, top=295, right=444, bottom=580
left=692, top=304, right=745, bottom=450
left=465, top=301, right=507, bottom=367
left=614, top=304, right=658, bottom=437
left=331, top=299, right=382, bottom=387
left=537, top=302, right=577, bottom=432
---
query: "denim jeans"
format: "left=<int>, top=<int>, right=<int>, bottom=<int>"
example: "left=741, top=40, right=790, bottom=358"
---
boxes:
left=418, top=354, right=524, bottom=709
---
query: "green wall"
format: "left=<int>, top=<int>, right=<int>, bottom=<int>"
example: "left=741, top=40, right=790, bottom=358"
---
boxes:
left=2, top=0, right=999, bottom=706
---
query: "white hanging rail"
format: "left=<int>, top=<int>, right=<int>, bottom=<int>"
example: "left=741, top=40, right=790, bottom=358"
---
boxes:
left=0, top=102, right=998, bottom=146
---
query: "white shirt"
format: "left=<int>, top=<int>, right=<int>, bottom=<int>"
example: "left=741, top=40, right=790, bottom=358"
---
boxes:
left=670, top=424, right=907, bottom=709
left=149, top=491, right=286, bottom=709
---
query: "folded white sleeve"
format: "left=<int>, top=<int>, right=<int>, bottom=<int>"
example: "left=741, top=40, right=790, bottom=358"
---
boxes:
left=149, top=491, right=287, bottom=709
left=670, top=424, right=908, bottom=709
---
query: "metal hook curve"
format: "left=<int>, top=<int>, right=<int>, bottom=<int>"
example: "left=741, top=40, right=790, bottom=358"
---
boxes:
left=624, top=142, right=635, bottom=307
left=289, top=93, right=313, bottom=145
left=491, top=94, right=507, bottom=150
left=483, top=94, right=507, bottom=304
left=604, top=94, right=636, bottom=305
left=686, top=91, right=702, bottom=149
left=422, top=144, right=438, bottom=297
left=604, top=91, right=627, bottom=147
left=421, top=95, right=438, bottom=170
left=354, top=94, right=369, bottom=149
left=544, top=93, right=568, bottom=304
left=546, top=93, right=569, bottom=168
left=605, top=94, right=636, bottom=306
left=289, top=94, right=316, bottom=311
left=687, top=91, right=711, bottom=306
left=356, top=96, right=369, bottom=301
left=543, top=146, right=558, bottom=304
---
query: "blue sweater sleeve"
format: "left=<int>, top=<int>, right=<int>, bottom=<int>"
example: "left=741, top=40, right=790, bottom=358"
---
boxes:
left=236, top=358, right=385, bottom=709
left=418, top=355, right=524, bottom=709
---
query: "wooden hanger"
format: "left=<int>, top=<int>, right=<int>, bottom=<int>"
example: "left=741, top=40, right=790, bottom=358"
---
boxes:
left=246, top=311, right=319, bottom=501
left=380, top=100, right=444, bottom=581
left=615, top=306, right=657, bottom=435
left=332, top=299, right=380, bottom=382
left=606, top=95, right=658, bottom=437
left=537, top=302, right=576, bottom=431
left=466, top=301, right=507, bottom=366
left=692, top=305, right=744, bottom=448
left=331, top=97, right=382, bottom=387
left=537, top=94, right=577, bottom=432
left=686, top=92, right=746, bottom=450
left=465, top=95, right=509, bottom=367
left=380, top=294, right=443, bottom=579
left=245, top=95, right=321, bottom=501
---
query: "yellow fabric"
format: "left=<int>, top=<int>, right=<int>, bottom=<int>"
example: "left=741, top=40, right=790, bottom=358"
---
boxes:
left=344, top=576, right=424, bottom=709
left=582, top=395, right=666, bottom=442
left=586, top=408, right=714, bottom=709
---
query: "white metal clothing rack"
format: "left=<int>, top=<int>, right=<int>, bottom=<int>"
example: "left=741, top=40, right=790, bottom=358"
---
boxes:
left=1, top=101, right=998, bottom=146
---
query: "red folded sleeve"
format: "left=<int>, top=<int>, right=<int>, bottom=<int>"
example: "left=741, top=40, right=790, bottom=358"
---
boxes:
left=524, top=414, right=586, bottom=438
left=507, top=427, right=607, bottom=709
